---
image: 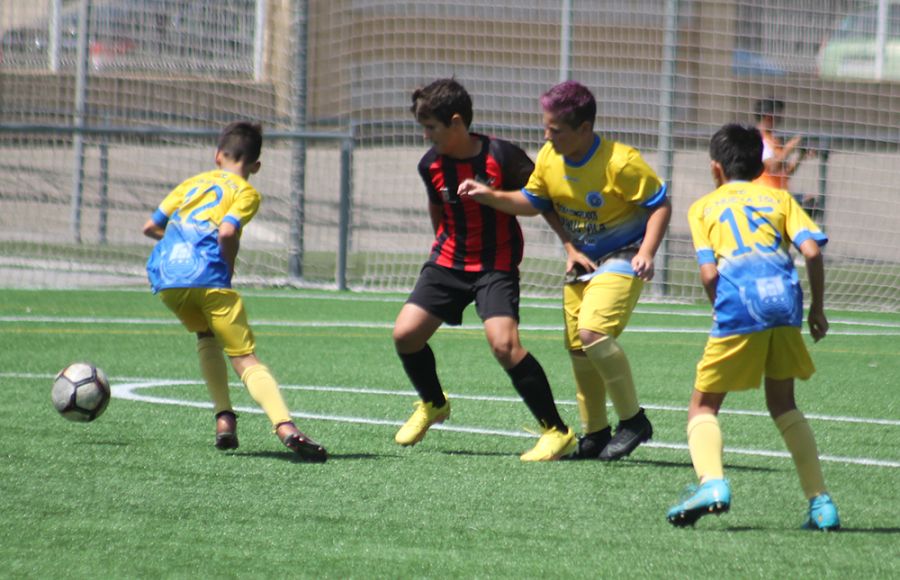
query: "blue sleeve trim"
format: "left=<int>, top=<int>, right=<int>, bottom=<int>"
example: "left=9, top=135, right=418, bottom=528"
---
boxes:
left=151, top=208, right=169, bottom=227
left=792, top=229, right=828, bottom=249
left=696, top=248, right=716, bottom=265
left=521, top=188, right=553, bottom=212
left=640, top=182, right=668, bottom=209
left=222, top=215, right=242, bottom=230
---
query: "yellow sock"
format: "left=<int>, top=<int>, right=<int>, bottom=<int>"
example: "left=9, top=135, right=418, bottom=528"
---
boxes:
left=570, top=353, right=609, bottom=433
left=240, top=364, right=292, bottom=427
left=775, top=410, right=827, bottom=499
left=583, top=336, right=640, bottom=421
left=197, top=337, right=231, bottom=415
left=687, top=414, right=724, bottom=482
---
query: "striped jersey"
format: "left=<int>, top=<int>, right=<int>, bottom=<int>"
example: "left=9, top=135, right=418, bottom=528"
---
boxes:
left=417, top=133, right=534, bottom=272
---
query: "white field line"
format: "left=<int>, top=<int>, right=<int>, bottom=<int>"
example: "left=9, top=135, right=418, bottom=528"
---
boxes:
left=6, top=286, right=899, bottom=327
left=2, top=315, right=899, bottom=336
left=9, top=373, right=900, bottom=427
left=5, top=372, right=897, bottom=468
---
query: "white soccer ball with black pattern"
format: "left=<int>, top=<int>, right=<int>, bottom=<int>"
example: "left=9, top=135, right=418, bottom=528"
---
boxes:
left=51, top=362, right=111, bottom=422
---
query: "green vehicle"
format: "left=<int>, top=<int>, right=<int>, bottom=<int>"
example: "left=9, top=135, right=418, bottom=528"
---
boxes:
left=818, top=1, right=900, bottom=80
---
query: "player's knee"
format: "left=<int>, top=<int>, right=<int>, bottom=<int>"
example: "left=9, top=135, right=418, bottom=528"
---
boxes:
left=764, top=377, right=797, bottom=418
left=229, top=353, right=260, bottom=377
left=488, top=338, right=519, bottom=367
left=392, top=325, right=423, bottom=353
left=579, top=328, right=608, bottom=348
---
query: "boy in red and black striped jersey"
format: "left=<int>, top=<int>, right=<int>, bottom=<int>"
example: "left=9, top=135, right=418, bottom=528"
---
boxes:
left=392, top=78, right=576, bottom=461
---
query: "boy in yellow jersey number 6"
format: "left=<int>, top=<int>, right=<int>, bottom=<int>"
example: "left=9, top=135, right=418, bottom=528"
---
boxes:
left=142, top=121, right=327, bottom=462
left=460, top=81, right=671, bottom=461
left=666, top=124, right=838, bottom=530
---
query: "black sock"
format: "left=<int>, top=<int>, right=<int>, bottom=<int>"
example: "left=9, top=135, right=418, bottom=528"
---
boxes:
left=506, top=352, right=566, bottom=431
left=398, top=344, right=446, bottom=407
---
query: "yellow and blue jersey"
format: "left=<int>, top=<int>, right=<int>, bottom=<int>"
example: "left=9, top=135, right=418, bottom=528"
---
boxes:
left=688, top=181, right=827, bottom=337
left=146, top=170, right=260, bottom=293
left=523, top=135, right=667, bottom=275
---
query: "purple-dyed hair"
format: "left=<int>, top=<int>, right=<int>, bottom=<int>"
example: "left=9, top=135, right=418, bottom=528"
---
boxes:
left=539, top=81, right=596, bottom=130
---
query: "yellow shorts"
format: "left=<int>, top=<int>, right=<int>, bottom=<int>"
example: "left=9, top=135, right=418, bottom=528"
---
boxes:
left=563, top=273, right=643, bottom=350
left=694, top=327, right=815, bottom=393
left=160, top=288, right=256, bottom=357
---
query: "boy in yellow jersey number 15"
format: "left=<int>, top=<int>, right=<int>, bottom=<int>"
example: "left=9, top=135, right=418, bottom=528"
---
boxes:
left=666, top=124, right=838, bottom=530
left=141, top=121, right=327, bottom=462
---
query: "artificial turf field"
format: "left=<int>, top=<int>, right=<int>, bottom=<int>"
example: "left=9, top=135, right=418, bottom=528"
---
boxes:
left=1, top=288, right=898, bottom=578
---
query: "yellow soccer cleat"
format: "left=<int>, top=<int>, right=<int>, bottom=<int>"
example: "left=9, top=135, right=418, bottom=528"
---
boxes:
left=520, top=426, right=577, bottom=461
left=394, top=399, right=451, bottom=446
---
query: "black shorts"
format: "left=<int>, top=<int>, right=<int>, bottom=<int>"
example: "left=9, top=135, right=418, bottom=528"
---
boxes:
left=407, top=262, right=520, bottom=326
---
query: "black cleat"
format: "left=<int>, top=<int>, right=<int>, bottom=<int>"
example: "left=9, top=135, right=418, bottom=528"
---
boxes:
left=283, top=431, right=328, bottom=463
left=598, top=408, right=652, bottom=461
left=214, top=411, right=239, bottom=450
left=564, top=427, right=612, bottom=460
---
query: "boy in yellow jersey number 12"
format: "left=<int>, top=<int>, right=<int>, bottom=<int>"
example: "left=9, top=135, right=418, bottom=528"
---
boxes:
left=666, top=123, right=838, bottom=530
left=142, top=121, right=327, bottom=462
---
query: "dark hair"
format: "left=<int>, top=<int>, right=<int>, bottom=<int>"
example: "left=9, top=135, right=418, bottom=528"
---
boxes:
left=753, top=97, right=784, bottom=121
left=217, top=121, right=263, bottom=164
left=410, top=78, right=473, bottom=128
left=709, top=123, right=764, bottom=181
left=540, top=81, right=596, bottom=130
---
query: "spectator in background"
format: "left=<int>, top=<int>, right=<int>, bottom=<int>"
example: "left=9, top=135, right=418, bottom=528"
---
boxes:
left=753, top=98, right=822, bottom=223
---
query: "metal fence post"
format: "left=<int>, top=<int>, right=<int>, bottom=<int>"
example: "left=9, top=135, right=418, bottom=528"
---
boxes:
left=559, top=0, right=573, bottom=83
left=657, top=0, right=679, bottom=296
left=336, top=136, right=354, bottom=291
left=98, top=138, right=109, bottom=244
left=253, top=0, right=268, bottom=82
left=49, top=0, right=62, bottom=72
left=288, top=0, right=308, bottom=280
left=70, top=0, right=91, bottom=244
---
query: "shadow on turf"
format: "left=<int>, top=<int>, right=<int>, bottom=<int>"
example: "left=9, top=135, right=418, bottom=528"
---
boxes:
left=834, top=527, right=900, bottom=534
left=440, top=450, right=520, bottom=458
left=227, top=450, right=385, bottom=462
left=602, top=457, right=778, bottom=473
left=721, top=526, right=900, bottom=534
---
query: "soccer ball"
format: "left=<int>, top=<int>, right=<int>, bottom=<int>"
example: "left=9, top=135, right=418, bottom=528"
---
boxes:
left=51, top=362, right=111, bottom=422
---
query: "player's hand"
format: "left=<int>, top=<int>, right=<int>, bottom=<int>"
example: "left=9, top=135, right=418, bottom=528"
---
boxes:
left=808, top=308, right=829, bottom=342
left=457, top=178, right=492, bottom=202
left=786, top=135, right=803, bottom=149
left=632, top=252, right=655, bottom=281
left=565, top=248, right=597, bottom=280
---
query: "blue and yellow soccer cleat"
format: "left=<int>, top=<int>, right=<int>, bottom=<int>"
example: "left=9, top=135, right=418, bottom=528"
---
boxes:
left=394, top=399, right=451, bottom=446
left=521, top=426, right=577, bottom=461
left=802, top=493, right=841, bottom=531
left=667, top=479, right=731, bottom=527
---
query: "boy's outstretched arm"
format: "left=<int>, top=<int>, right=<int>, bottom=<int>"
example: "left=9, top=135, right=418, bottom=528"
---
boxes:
left=799, top=238, right=828, bottom=342
left=457, top=178, right=540, bottom=216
